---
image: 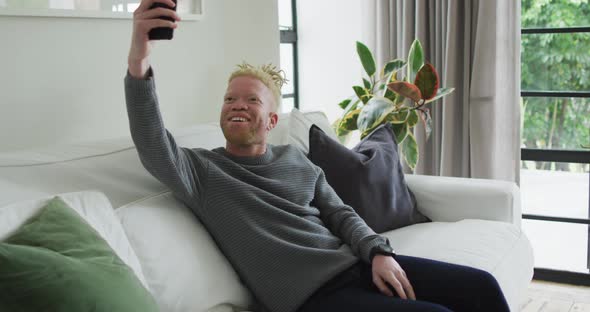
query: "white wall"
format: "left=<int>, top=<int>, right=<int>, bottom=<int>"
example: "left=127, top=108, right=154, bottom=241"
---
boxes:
left=0, top=0, right=279, bottom=151
left=297, top=0, right=363, bottom=123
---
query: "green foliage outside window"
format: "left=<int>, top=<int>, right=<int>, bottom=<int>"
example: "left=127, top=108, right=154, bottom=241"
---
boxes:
left=521, top=0, right=590, bottom=172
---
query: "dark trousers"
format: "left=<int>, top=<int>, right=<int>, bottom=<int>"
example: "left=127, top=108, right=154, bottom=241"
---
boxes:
left=297, top=255, right=510, bottom=312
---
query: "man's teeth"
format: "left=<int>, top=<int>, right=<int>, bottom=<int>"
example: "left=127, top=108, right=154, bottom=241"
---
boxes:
left=231, top=117, right=247, bottom=122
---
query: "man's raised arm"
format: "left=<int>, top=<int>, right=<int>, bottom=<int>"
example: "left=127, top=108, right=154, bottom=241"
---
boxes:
left=125, top=0, right=202, bottom=201
left=128, top=0, right=178, bottom=79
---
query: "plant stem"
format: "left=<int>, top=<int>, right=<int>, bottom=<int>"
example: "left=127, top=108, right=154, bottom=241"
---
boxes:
left=410, top=100, right=427, bottom=111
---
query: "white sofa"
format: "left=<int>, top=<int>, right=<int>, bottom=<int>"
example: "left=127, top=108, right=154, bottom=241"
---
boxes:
left=0, top=110, right=534, bottom=312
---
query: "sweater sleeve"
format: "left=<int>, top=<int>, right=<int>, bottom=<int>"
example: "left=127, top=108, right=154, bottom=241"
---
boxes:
left=124, top=69, right=205, bottom=201
left=313, top=168, right=388, bottom=264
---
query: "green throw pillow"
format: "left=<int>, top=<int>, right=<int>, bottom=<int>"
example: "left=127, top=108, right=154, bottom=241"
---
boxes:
left=0, top=197, right=159, bottom=312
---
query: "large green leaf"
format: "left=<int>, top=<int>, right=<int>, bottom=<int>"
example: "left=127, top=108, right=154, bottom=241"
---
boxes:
left=383, top=68, right=400, bottom=100
left=341, top=108, right=361, bottom=130
left=333, top=118, right=351, bottom=137
left=356, top=41, right=376, bottom=77
left=357, top=97, right=395, bottom=133
left=345, top=97, right=361, bottom=113
left=401, top=131, right=419, bottom=171
left=363, top=78, right=372, bottom=90
left=339, top=97, right=360, bottom=119
left=414, top=63, right=439, bottom=100
left=391, top=123, right=408, bottom=144
left=353, top=86, right=372, bottom=104
left=384, top=88, right=397, bottom=103
left=407, top=39, right=424, bottom=83
left=383, top=59, right=406, bottom=77
left=337, top=97, right=361, bottom=132
left=386, top=108, right=410, bottom=124
left=387, top=82, right=422, bottom=103
left=407, top=109, right=419, bottom=127
left=338, top=99, right=351, bottom=110
left=424, top=87, right=455, bottom=103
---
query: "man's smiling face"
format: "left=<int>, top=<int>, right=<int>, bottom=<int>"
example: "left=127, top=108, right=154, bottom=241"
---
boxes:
left=220, top=75, right=278, bottom=147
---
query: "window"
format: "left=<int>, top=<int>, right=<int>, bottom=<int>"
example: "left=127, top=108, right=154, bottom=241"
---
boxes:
left=520, top=0, right=590, bottom=285
left=278, top=0, right=298, bottom=113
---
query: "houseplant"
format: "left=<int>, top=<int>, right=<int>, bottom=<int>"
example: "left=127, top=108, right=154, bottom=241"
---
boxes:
left=334, top=39, right=454, bottom=170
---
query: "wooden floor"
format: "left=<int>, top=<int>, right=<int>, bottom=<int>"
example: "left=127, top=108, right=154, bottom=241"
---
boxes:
left=520, top=281, right=590, bottom=312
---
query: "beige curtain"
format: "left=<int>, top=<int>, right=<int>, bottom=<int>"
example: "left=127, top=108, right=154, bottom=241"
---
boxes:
left=362, top=0, right=521, bottom=183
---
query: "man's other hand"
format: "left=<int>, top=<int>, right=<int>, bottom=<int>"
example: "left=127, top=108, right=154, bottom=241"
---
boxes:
left=128, top=0, right=181, bottom=79
left=372, top=255, right=416, bottom=300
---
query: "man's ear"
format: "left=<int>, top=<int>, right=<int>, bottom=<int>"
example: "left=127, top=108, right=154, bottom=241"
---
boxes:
left=267, top=112, right=279, bottom=131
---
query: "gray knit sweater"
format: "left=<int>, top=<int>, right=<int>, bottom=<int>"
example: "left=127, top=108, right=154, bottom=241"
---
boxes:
left=124, top=71, right=388, bottom=312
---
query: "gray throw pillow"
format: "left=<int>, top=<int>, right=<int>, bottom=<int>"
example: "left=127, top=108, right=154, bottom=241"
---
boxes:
left=308, top=123, right=430, bottom=233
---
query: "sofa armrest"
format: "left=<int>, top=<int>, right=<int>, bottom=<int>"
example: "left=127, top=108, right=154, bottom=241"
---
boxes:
left=405, top=174, right=522, bottom=227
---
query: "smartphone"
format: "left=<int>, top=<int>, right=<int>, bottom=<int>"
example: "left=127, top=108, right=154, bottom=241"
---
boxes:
left=148, top=0, right=178, bottom=40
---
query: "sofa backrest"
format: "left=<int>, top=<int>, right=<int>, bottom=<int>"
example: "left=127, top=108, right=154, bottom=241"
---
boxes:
left=0, top=110, right=336, bottom=208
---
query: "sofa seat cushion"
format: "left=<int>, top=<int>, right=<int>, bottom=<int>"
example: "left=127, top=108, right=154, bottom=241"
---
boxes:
left=380, top=219, right=533, bottom=312
left=116, top=192, right=253, bottom=312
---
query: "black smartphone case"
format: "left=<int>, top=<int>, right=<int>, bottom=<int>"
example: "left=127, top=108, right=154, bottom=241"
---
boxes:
left=148, top=0, right=178, bottom=40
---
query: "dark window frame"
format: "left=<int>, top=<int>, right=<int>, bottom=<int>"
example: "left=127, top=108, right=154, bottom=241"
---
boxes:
left=279, top=0, right=299, bottom=109
left=520, top=24, right=590, bottom=285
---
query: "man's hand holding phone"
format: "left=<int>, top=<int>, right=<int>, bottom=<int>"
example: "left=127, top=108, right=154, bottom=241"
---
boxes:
left=128, top=0, right=181, bottom=79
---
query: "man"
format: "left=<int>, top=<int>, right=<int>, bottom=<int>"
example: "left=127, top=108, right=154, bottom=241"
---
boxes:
left=125, top=1, right=510, bottom=311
